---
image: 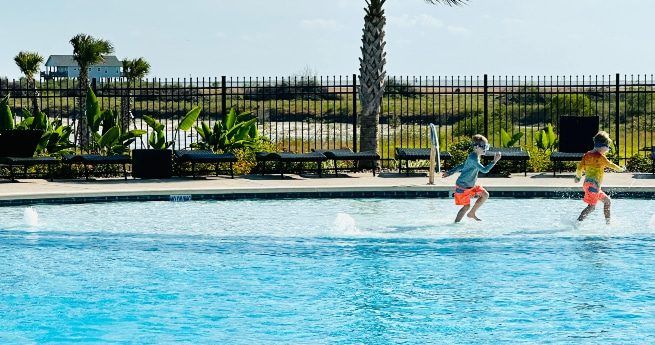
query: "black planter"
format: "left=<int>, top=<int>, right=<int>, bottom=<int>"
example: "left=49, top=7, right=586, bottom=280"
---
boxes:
left=132, top=149, right=172, bottom=179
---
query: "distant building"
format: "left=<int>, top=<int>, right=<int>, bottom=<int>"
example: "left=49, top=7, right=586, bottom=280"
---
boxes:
left=41, top=55, right=122, bottom=79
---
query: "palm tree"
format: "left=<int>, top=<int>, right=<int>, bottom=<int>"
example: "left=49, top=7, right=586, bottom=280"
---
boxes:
left=13, top=51, right=44, bottom=115
left=70, top=33, right=114, bottom=147
left=120, top=58, right=150, bottom=132
left=358, top=0, right=466, bottom=162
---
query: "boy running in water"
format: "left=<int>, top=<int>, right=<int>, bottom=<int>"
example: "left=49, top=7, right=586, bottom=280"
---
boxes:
left=575, top=131, right=625, bottom=224
left=443, top=135, right=501, bottom=223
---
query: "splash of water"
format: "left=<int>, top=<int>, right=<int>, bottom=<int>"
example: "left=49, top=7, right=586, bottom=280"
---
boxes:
left=334, top=213, right=359, bottom=234
left=23, top=207, right=39, bottom=227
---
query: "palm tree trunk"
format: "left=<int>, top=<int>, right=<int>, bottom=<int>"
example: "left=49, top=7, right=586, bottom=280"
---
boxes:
left=120, top=80, right=132, bottom=133
left=76, top=69, right=90, bottom=148
left=29, top=78, right=40, bottom=115
left=359, top=0, right=387, bottom=167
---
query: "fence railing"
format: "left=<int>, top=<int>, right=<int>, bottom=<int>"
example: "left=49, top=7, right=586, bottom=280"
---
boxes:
left=1, top=74, right=653, bottom=167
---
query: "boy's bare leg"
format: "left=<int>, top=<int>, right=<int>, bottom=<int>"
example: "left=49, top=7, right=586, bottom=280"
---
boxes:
left=467, top=190, right=489, bottom=221
left=455, top=205, right=471, bottom=223
left=601, top=196, right=611, bottom=224
left=577, top=205, right=595, bottom=221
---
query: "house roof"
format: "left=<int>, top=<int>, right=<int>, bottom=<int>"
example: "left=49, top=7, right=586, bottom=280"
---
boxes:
left=45, top=55, right=121, bottom=67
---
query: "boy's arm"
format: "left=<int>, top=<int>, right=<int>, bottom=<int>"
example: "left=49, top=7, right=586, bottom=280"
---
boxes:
left=574, top=160, right=585, bottom=182
left=443, top=163, right=464, bottom=177
left=474, top=160, right=496, bottom=174
left=602, top=155, right=624, bottom=172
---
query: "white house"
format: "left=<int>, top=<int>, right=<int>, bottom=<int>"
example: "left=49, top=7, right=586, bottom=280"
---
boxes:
left=41, top=55, right=122, bottom=79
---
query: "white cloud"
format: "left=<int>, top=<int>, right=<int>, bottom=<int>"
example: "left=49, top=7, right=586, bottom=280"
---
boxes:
left=446, top=25, right=470, bottom=35
left=390, top=14, right=444, bottom=29
left=300, top=18, right=340, bottom=30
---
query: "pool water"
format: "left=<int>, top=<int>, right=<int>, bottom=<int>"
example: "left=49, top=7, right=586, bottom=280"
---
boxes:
left=1, top=198, right=654, bottom=344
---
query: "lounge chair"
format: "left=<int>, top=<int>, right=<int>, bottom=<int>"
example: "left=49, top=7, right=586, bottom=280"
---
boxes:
left=312, top=148, right=380, bottom=176
left=173, top=150, right=237, bottom=178
left=0, top=129, right=59, bottom=182
left=483, top=147, right=530, bottom=176
left=550, top=116, right=599, bottom=176
left=62, top=154, right=131, bottom=180
left=394, top=148, right=452, bottom=176
left=256, top=151, right=327, bottom=178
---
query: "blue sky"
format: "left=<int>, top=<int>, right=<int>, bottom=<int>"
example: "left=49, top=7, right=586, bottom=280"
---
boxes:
left=1, top=0, right=653, bottom=78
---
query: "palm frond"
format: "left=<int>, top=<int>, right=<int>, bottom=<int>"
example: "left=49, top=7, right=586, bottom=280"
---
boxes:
left=14, top=51, right=43, bottom=78
left=122, top=57, right=151, bottom=80
left=70, top=33, right=114, bottom=68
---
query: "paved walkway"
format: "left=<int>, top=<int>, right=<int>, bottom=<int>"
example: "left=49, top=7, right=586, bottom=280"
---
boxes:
left=1, top=172, right=654, bottom=201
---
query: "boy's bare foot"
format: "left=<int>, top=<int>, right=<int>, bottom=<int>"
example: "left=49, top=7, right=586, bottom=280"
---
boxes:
left=606, top=218, right=611, bottom=225
left=467, top=213, right=482, bottom=221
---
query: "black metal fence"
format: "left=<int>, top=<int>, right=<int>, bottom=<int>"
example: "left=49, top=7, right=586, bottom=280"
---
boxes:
left=1, top=74, right=653, bottom=166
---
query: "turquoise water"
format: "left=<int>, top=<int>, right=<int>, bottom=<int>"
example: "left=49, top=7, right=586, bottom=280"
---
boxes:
left=1, top=198, right=654, bottom=344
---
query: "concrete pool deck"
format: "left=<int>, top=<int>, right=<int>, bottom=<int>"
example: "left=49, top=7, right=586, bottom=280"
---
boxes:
left=1, top=172, right=654, bottom=204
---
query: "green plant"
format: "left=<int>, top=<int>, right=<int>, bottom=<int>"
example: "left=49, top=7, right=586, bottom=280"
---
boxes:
left=85, top=87, right=146, bottom=155
left=191, top=108, right=259, bottom=153
left=547, top=94, right=592, bottom=115
left=447, top=137, right=472, bottom=168
left=626, top=154, right=651, bottom=172
left=16, top=109, right=74, bottom=155
left=0, top=94, right=14, bottom=130
left=535, top=123, right=558, bottom=151
left=500, top=129, right=523, bottom=147
left=527, top=146, right=552, bottom=172
left=142, top=106, right=200, bottom=150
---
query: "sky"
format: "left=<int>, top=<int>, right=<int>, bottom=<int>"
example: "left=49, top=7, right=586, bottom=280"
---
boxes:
left=1, top=0, right=654, bottom=79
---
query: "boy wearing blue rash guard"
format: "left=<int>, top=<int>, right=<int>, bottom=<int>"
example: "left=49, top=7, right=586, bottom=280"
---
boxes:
left=443, top=135, right=501, bottom=223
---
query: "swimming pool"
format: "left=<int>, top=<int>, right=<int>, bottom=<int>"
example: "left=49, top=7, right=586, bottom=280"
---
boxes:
left=1, top=198, right=654, bottom=343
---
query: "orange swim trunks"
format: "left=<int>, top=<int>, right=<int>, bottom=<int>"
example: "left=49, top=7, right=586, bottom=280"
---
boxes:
left=583, top=182, right=607, bottom=206
left=454, top=185, right=486, bottom=206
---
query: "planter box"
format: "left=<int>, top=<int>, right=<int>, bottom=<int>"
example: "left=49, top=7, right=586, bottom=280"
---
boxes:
left=132, top=149, right=172, bottom=179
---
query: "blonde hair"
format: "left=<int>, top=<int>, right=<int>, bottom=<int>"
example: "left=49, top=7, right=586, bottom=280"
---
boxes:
left=593, top=131, right=612, bottom=147
left=471, top=134, right=488, bottom=147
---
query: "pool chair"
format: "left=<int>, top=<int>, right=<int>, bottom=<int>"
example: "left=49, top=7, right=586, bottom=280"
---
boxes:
left=395, top=147, right=452, bottom=176
left=312, top=148, right=380, bottom=176
left=483, top=147, right=530, bottom=176
left=173, top=150, right=237, bottom=178
left=550, top=116, right=599, bottom=176
left=0, top=129, right=59, bottom=182
left=256, top=151, right=328, bottom=178
left=62, top=154, right=131, bottom=180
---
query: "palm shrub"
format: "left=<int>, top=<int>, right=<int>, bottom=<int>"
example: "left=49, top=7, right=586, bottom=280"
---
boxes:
left=191, top=108, right=258, bottom=153
left=141, top=106, right=201, bottom=149
left=499, top=129, right=523, bottom=147
left=0, top=94, right=14, bottom=130
left=85, top=87, right=146, bottom=155
left=15, top=109, right=74, bottom=155
left=535, top=123, right=558, bottom=152
left=1, top=94, right=74, bottom=155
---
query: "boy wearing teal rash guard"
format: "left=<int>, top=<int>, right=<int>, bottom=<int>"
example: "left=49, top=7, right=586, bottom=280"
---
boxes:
left=443, top=135, right=501, bottom=223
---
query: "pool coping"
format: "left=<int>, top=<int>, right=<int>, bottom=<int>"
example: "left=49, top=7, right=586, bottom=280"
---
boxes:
left=1, top=184, right=654, bottom=206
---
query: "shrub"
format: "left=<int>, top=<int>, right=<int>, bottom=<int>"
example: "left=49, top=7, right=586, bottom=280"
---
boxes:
left=626, top=154, right=651, bottom=172
left=547, top=94, right=592, bottom=115
left=233, top=137, right=277, bottom=175
left=527, top=146, right=552, bottom=172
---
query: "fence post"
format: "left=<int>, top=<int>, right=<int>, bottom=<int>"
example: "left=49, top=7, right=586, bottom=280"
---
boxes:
left=352, top=73, right=358, bottom=152
left=483, top=74, right=488, bottom=138
left=91, top=78, right=97, bottom=92
left=615, top=73, right=620, bottom=157
left=221, top=75, right=227, bottom=117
